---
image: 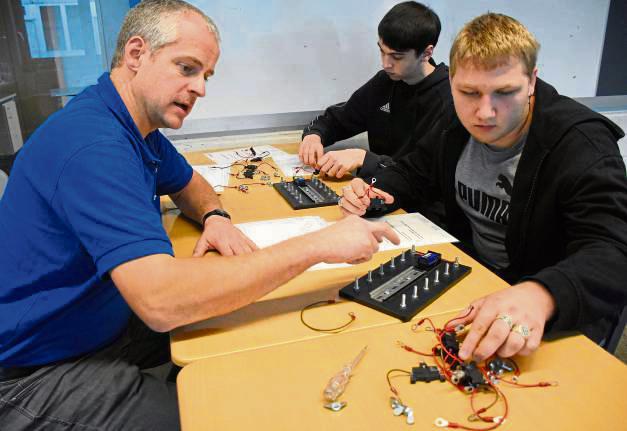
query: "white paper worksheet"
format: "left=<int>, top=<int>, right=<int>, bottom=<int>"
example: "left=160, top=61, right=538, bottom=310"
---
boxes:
left=270, top=153, right=315, bottom=178
left=371, top=212, right=458, bottom=249
left=191, top=164, right=231, bottom=193
left=204, top=145, right=288, bottom=165
left=235, top=213, right=457, bottom=271
left=204, top=145, right=314, bottom=178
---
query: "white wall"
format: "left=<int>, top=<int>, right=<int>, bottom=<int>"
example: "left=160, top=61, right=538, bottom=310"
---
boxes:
left=185, top=0, right=610, bottom=122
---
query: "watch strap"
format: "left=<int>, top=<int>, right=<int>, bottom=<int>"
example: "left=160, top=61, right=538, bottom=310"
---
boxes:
left=201, top=208, right=231, bottom=225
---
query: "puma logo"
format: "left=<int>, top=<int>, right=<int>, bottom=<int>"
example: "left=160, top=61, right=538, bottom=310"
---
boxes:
left=496, top=174, right=513, bottom=196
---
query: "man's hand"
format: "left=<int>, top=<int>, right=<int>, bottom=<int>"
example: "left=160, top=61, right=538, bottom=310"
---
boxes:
left=311, top=215, right=400, bottom=264
left=192, top=215, right=258, bottom=257
left=317, top=149, right=367, bottom=178
left=447, top=281, right=556, bottom=361
left=338, top=178, right=395, bottom=216
left=299, top=134, right=324, bottom=166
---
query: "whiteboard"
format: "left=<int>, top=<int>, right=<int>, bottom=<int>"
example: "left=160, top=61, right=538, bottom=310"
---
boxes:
left=185, top=0, right=610, bottom=123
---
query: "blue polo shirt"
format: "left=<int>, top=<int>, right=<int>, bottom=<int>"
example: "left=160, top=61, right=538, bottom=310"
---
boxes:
left=0, top=73, right=193, bottom=366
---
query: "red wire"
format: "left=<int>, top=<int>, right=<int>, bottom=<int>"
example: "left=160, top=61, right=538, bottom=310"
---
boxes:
left=414, top=317, right=437, bottom=331
left=448, top=395, right=507, bottom=430
left=469, top=389, right=499, bottom=423
left=435, top=329, right=465, bottom=367
left=397, top=341, right=434, bottom=357
left=399, top=311, right=561, bottom=431
left=499, top=378, right=555, bottom=388
left=444, top=305, right=474, bottom=329
left=352, top=178, right=378, bottom=200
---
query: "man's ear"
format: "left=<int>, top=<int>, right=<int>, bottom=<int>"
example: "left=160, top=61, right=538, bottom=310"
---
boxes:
left=422, top=45, right=434, bottom=61
left=528, top=67, right=538, bottom=97
left=123, top=36, right=148, bottom=72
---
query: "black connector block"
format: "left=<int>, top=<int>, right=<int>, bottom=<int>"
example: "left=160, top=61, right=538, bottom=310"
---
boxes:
left=273, top=178, right=340, bottom=209
left=367, top=197, right=387, bottom=212
left=338, top=250, right=472, bottom=322
left=461, top=362, right=487, bottom=388
left=440, top=332, right=461, bottom=365
left=411, top=362, right=445, bottom=383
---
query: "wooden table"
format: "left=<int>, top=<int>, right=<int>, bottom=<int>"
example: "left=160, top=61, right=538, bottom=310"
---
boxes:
left=166, top=145, right=508, bottom=365
left=171, top=144, right=627, bottom=431
left=177, top=313, right=627, bottom=431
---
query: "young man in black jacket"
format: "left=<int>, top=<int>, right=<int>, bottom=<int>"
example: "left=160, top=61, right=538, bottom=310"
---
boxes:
left=340, top=13, right=627, bottom=361
left=299, top=1, right=451, bottom=179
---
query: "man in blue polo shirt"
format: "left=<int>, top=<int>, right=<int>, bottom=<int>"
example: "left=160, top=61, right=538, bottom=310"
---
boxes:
left=0, top=1, right=399, bottom=429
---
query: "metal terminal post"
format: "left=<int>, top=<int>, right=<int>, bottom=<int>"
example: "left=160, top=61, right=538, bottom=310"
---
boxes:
left=444, top=263, right=450, bottom=276
left=353, top=277, right=360, bottom=292
left=400, top=250, right=406, bottom=262
left=434, top=270, right=440, bottom=283
left=390, top=257, right=396, bottom=269
left=367, top=270, right=373, bottom=282
left=368, top=267, right=427, bottom=302
left=400, top=294, right=407, bottom=309
left=412, top=285, right=418, bottom=299
left=423, top=278, right=429, bottom=291
left=379, top=264, right=385, bottom=276
left=454, top=256, right=460, bottom=268
left=451, top=370, right=465, bottom=384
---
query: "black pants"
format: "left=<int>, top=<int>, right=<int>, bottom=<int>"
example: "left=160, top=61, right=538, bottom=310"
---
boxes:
left=0, top=316, right=179, bottom=430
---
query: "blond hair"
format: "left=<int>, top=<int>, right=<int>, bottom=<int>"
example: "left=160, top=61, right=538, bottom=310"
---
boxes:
left=450, top=13, right=539, bottom=77
left=111, top=0, right=220, bottom=69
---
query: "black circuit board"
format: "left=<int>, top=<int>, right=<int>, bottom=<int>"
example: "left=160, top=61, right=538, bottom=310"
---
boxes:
left=273, top=177, right=340, bottom=209
left=339, top=250, right=471, bottom=321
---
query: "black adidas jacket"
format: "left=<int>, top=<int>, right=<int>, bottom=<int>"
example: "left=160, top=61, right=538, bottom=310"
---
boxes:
left=370, top=78, right=627, bottom=343
left=302, top=60, right=451, bottom=178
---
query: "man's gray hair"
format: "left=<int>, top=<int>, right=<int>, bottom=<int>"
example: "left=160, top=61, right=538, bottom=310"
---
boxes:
left=110, top=0, right=220, bottom=69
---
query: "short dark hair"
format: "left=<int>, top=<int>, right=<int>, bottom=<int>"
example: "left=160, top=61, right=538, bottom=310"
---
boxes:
left=377, top=1, right=441, bottom=54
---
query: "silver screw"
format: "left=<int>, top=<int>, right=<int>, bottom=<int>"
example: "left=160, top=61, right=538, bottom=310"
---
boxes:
left=406, top=409, right=415, bottom=425
left=324, top=401, right=347, bottom=412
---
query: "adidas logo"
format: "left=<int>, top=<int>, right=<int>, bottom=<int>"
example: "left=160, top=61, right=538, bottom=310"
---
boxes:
left=379, top=103, right=390, bottom=113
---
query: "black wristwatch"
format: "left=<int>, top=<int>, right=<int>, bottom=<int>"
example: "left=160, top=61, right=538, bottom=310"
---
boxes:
left=201, top=208, right=231, bottom=225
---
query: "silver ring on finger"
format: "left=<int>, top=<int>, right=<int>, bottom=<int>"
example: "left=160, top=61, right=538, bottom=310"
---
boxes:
left=511, top=323, right=531, bottom=338
left=495, top=314, right=514, bottom=331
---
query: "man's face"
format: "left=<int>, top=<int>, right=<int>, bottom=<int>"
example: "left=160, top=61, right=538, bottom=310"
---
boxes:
left=378, top=39, right=421, bottom=83
left=134, top=11, right=220, bottom=131
left=451, top=57, right=537, bottom=148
